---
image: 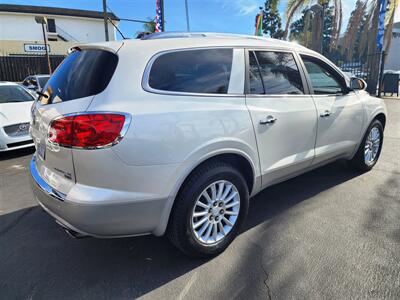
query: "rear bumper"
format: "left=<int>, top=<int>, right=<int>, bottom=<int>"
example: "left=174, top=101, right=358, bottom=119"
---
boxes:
left=29, top=155, right=169, bottom=237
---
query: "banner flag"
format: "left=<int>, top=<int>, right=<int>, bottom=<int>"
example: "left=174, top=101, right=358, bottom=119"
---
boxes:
left=254, top=9, right=263, bottom=36
left=155, top=0, right=164, bottom=32
left=376, top=0, right=388, bottom=51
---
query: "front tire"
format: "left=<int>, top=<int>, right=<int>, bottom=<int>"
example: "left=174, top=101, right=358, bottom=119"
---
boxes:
left=349, top=119, right=383, bottom=171
left=167, top=160, right=249, bottom=257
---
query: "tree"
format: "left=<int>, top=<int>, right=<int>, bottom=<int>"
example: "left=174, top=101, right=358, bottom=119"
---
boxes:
left=289, top=6, right=335, bottom=56
left=283, top=0, right=342, bottom=49
left=262, top=0, right=284, bottom=39
left=143, top=17, right=156, bottom=33
left=341, top=0, right=368, bottom=61
left=136, top=18, right=156, bottom=39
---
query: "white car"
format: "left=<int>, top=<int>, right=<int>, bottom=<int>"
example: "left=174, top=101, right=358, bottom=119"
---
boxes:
left=29, top=33, right=387, bottom=257
left=0, top=82, right=35, bottom=151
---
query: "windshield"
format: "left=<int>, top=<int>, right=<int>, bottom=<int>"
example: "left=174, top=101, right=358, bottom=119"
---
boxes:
left=0, top=85, right=34, bottom=103
left=38, top=76, right=49, bottom=88
left=40, top=49, right=118, bottom=104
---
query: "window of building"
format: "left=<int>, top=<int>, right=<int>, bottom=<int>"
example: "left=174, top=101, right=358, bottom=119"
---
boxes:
left=47, top=19, right=56, bottom=33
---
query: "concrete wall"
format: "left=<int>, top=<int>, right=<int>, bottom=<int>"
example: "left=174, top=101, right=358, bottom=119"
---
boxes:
left=0, top=11, right=117, bottom=43
left=385, top=25, right=400, bottom=71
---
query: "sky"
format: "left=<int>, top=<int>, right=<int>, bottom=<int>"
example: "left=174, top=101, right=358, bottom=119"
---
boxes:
left=2, top=0, right=400, bottom=39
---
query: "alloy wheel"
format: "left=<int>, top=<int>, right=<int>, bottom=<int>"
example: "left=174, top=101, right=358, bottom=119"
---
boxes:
left=364, top=126, right=381, bottom=165
left=191, top=180, right=240, bottom=245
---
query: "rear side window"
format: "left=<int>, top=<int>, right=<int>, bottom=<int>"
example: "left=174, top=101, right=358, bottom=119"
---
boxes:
left=148, top=49, right=233, bottom=94
left=41, top=49, right=118, bottom=104
left=248, top=51, right=304, bottom=95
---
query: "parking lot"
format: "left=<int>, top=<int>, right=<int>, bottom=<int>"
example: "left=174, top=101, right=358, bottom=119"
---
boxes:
left=0, top=99, right=399, bottom=299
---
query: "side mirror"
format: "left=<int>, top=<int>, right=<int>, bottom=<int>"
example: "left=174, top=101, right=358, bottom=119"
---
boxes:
left=350, top=77, right=367, bottom=91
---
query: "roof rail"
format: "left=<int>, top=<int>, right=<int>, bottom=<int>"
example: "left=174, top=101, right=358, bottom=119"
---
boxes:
left=141, top=32, right=268, bottom=40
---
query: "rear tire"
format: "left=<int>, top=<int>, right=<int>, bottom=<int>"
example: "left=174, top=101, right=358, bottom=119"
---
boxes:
left=348, top=119, right=383, bottom=172
left=167, top=160, right=249, bottom=258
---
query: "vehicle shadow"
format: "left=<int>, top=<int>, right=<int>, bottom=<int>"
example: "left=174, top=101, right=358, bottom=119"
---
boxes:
left=0, top=160, right=361, bottom=299
left=0, top=146, right=35, bottom=161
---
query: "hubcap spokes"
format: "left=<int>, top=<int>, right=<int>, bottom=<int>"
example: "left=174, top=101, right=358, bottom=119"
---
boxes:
left=191, top=180, right=240, bottom=245
left=364, top=127, right=380, bottom=165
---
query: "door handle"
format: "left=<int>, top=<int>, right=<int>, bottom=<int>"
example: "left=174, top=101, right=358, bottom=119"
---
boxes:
left=320, top=110, right=331, bottom=117
left=260, top=115, right=277, bottom=125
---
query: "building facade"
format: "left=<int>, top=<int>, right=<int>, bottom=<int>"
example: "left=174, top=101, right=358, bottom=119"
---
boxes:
left=0, top=4, right=119, bottom=57
left=385, top=22, right=400, bottom=71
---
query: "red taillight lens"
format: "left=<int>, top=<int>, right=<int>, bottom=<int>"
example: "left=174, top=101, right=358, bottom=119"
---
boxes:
left=48, top=113, right=126, bottom=148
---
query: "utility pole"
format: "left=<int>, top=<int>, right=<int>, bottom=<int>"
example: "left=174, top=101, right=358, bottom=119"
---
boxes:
left=35, top=16, right=52, bottom=74
left=185, top=0, right=190, bottom=32
left=103, top=0, right=109, bottom=41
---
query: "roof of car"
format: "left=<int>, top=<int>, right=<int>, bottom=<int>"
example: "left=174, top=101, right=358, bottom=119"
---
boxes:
left=81, top=32, right=316, bottom=55
left=131, top=32, right=313, bottom=52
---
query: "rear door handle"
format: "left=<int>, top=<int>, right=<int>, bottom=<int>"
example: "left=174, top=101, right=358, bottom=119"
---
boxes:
left=260, top=115, right=277, bottom=125
left=320, top=110, right=331, bottom=117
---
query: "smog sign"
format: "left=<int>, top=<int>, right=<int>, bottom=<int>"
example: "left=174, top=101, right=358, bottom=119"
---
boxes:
left=24, top=44, right=50, bottom=53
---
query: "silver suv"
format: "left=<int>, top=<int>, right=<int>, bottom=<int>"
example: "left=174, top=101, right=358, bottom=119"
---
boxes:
left=30, top=33, right=387, bottom=257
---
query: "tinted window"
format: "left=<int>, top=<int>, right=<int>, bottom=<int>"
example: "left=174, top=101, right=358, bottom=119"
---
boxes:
left=249, top=51, right=264, bottom=94
left=148, top=49, right=233, bottom=94
left=38, top=76, right=49, bottom=88
left=249, top=51, right=304, bottom=95
left=40, top=49, right=118, bottom=104
left=0, top=85, right=34, bottom=103
left=301, top=56, right=344, bottom=94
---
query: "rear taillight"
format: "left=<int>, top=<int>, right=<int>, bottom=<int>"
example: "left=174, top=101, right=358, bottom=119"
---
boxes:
left=48, top=113, right=128, bottom=149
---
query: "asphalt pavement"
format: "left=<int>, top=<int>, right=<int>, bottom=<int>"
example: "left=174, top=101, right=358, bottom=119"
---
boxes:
left=0, top=99, right=399, bottom=299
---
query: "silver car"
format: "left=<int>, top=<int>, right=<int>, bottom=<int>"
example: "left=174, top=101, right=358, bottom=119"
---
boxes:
left=30, top=33, right=387, bottom=257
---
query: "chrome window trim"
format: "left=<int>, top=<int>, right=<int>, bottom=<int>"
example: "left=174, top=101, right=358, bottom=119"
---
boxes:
left=30, top=155, right=66, bottom=202
left=141, top=47, right=245, bottom=97
left=47, top=111, right=132, bottom=150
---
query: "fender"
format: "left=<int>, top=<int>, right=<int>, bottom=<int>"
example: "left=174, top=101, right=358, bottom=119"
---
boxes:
left=152, top=140, right=261, bottom=236
left=350, top=104, right=387, bottom=159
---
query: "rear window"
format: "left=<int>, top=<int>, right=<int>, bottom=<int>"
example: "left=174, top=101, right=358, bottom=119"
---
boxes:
left=148, top=48, right=233, bottom=94
left=40, top=49, right=118, bottom=104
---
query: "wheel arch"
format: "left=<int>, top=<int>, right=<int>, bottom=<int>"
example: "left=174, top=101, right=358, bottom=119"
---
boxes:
left=152, top=150, right=258, bottom=236
left=374, top=112, right=386, bottom=129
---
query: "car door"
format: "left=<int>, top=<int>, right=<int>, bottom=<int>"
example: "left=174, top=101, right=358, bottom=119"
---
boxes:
left=245, top=49, right=318, bottom=188
left=299, top=54, right=364, bottom=165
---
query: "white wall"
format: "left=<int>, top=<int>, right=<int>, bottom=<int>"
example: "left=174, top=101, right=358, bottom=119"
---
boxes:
left=0, top=12, right=117, bottom=43
left=385, top=26, right=400, bottom=71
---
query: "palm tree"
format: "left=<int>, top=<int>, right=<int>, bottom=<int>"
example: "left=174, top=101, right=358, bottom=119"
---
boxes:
left=367, top=0, right=399, bottom=54
left=283, top=0, right=342, bottom=48
left=341, top=0, right=368, bottom=60
left=143, top=18, right=156, bottom=33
